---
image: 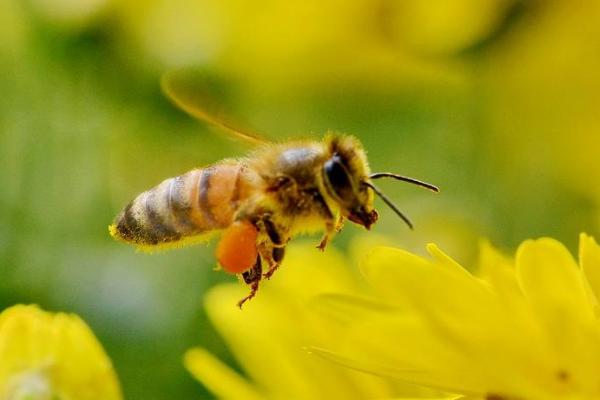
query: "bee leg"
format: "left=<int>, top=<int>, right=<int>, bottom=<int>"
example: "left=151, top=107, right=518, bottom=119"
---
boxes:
left=238, top=256, right=262, bottom=309
left=335, top=215, right=346, bottom=233
left=255, top=214, right=288, bottom=279
left=264, top=246, right=285, bottom=279
left=257, top=241, right=279, bottom=279
left=317, top=220, right=336, bottom=251
left=316, top=236, right=329, bottom=251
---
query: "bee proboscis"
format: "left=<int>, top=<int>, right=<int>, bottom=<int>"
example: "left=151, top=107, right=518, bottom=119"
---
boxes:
left=110, top=71, right=439, bottom=308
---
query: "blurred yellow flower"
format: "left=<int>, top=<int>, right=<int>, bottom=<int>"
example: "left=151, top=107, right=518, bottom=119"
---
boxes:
left=480, top=1, right=600, bottom=219
left=112, top=0, right=475, bottom=92
left=382, top=0, right=517, bottom=56
left=0, top=305, right=122, bottom=400
left=185, top=242, right=445, bottom=399
left=310, top=234, right=600, bottom=400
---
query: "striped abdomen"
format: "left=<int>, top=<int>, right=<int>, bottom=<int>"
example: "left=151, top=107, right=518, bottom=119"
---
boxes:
left=110, top=163, right=250, bottom=246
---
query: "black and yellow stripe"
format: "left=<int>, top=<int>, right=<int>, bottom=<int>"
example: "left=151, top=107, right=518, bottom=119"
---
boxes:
left=109, top=164, right=245, bottom=248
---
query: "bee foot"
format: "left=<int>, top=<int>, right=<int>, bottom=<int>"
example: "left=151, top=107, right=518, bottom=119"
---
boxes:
left=263, top=265, right=279, bottom=279
left=334, top=217, right=345, bottom=233
left=317, top=232, right=331, bottom=251
left=237, top=282, right=259, bottom=309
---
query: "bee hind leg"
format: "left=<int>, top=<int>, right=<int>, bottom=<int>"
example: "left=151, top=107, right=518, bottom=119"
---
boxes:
left=238, top=256, right=262, bottom=309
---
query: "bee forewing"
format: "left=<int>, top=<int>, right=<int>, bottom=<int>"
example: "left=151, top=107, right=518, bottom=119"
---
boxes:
left=161, top=69, right=269, bottom=146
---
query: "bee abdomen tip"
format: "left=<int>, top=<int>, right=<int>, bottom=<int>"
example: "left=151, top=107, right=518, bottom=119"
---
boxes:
left=108, top=223, right=118, bottom=238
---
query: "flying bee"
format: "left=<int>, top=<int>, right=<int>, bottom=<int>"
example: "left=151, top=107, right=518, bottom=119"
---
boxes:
left=109, top=71, right=439, bottom=308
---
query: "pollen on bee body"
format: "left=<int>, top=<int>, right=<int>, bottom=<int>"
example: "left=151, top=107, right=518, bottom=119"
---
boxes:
left=216, top=220, right=258, bottom=274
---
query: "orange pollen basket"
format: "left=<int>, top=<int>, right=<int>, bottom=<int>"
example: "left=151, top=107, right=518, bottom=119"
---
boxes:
left=216, top=220, right=258, bottom=274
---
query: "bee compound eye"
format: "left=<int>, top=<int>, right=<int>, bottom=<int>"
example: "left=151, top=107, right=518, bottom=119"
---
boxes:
left=324, top=156, right=352, bottom=198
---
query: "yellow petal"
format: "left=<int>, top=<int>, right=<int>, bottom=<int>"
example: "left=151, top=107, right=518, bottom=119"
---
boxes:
left=184, top=347, right=262, bottom=400
left=477, top=239, right=514, bottom=279
left=426, top=243, right=477, bottom=282
left=308, top=293, right=400, bottom=326
left=385, top=398, right=463, bottom=400
left=346, top=310, right=559, bottom=399
left=0, top=305, right=122, bottom=400
left=361, top=246, right=493, bottom=320
left=269, top=242, right=359, bottom=301
left=357, top=245, right=566, bottom=399
left=516, top=238, right=600, bottom=390
left=477, top=240, right=525, bottom=308
left=308, top=345, right=416, bottom=381
left=198, top=242, right=371, bottom=398
left=348, top=233, right=396, bottom=268
left=204, top=283, right=392, bottom=399
left=516, top=238, right=595, bottom=324
left=308, top=332, right=481, bottom=393
left=580, top=233, right=600, bottom=304
left=309, top=293, right=484, bottom=395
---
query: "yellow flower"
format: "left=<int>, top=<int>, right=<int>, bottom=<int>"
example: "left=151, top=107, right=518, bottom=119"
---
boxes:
left=185, top=242, right=445, bottom=399
left=112, top=0, right=470, bottom=91
left=479, top=2, right=600, bottom=213
left=310, top=234, right=600, bottom=400
left=0, top=305, right=122, bottom=400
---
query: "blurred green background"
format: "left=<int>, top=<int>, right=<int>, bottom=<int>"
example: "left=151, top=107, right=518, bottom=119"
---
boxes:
left=1, top=0, right=599, bottom=398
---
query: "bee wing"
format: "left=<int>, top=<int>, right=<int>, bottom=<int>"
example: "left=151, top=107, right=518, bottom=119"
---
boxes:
left=161, top=69, right=269, bottom=145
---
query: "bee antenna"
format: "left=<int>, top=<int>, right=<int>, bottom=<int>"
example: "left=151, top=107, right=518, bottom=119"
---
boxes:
left=369, top=173, right=439, bottom=193
left=363, top=181, right=413, bottom=230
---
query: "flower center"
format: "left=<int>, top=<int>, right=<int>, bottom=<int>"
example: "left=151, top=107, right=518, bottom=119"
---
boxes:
left=4, top=369, right=59, bottom=400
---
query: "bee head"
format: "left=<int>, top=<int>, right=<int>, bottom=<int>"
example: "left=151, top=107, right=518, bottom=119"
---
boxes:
left=323, top=134, right=439, bottom=230
left=322, top=135, right=378, bottom=229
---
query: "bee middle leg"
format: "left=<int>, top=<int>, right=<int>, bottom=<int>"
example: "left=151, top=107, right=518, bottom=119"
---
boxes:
left=263, top=245, right=286, bottom=279
left=238, top=256, right=262, bottom=309
left=256, top=239, right=288, bottom=279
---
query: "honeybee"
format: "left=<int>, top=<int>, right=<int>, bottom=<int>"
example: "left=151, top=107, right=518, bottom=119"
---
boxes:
left=110, top=72, right=438, bottom=308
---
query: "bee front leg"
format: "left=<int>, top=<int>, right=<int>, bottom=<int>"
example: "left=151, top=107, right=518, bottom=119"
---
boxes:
left=335, top=215, right=346, bottom=232
left=317, top=219, right=336, bottom=251
left=238, top=256, right=262, bottom=309
left=317, top=215, right=345, bottom=251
